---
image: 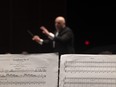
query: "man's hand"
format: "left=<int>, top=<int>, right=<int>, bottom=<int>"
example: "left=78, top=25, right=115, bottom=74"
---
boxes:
left=32, top=35, right=41, bottom=43
left=40, top=26, right=55, bottom=40
left=40, top=26, right=50, bottom=36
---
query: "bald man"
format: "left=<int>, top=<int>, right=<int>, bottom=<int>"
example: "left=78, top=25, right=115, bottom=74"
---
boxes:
left=32, top=16, right=75, bottom=55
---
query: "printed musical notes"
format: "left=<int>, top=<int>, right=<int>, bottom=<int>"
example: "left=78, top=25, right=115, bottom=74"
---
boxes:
left=64, top=61, right=116, bottom=73
left=1, top=53, right=116, bottom=87
left=63, top=77, right=116, bottom=87
left=0, top=53, right=58, bottom=87
left=59, top=54, right=116, bottom=87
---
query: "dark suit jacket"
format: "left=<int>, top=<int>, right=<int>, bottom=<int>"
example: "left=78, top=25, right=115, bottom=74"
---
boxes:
left=43, top=27, right=75, bottom=55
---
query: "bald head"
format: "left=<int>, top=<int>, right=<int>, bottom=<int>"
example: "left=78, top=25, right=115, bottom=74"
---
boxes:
left=55, top=16, right=66, bottom=31
left=55, top=16, right=66, bottom=24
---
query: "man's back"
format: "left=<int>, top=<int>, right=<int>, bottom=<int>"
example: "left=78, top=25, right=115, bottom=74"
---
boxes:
left=53, top=27, right=75, bottom=55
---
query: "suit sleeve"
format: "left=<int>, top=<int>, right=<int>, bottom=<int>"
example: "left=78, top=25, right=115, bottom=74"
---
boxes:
left=54, top=30, right=73, bottom=43
left=43, top=39, right=52, bottom=44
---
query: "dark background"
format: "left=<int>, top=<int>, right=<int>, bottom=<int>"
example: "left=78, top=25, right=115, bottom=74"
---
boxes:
left=0, top=0, right=116, bottom=54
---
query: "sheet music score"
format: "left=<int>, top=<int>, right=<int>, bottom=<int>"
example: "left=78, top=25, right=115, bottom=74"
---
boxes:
left=0, top=53, right=58, bottom=87
left=59, top=54, right=116, bottom=87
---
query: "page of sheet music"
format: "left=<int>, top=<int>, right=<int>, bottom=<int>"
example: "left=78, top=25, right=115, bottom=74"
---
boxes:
left=59, top=54, right=116, bottom=87
left=0, top=53, right=58, bottom=87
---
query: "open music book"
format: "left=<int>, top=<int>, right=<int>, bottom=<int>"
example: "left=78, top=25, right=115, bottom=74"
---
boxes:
left=0, top=53, right=116, bottom=87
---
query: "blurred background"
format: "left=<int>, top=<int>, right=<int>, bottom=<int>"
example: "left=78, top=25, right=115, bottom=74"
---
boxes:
left=0, top=0, right=116, bottom=54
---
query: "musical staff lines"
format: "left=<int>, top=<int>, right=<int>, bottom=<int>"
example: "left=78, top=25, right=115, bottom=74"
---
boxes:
left=60, top=55, right=116, bottom=87
left=0, top=53, right=59, bottom=87
left=63, top=77, right=116, bottom=87
left=64, top=61, right=116, bottom=73
left=0, top=74, right=46, bottom=78
left=0, top=68, right=47, bottom=73
left=0, top=81, right=46, bottom=85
